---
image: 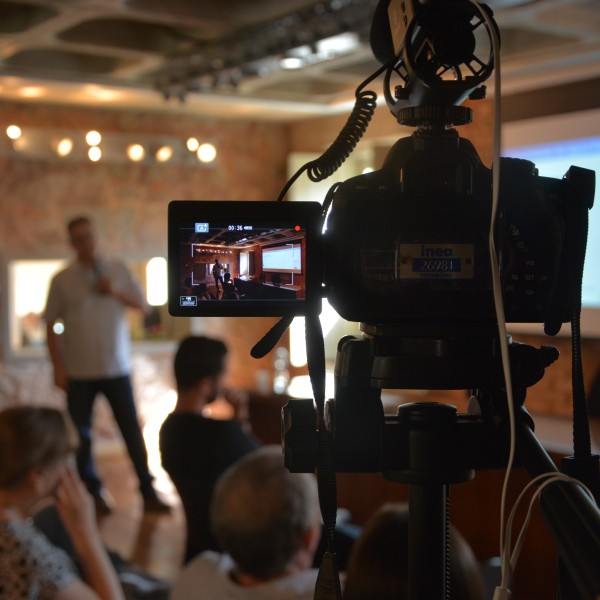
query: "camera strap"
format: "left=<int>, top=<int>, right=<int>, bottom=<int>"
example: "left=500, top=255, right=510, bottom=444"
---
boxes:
left=250, top=315, right=294, bottom=359
left=560, top=167, right=600, bottom=504
left=305, top=312, right=343, bottom=600
left=250, top=313, right=343, bottom=598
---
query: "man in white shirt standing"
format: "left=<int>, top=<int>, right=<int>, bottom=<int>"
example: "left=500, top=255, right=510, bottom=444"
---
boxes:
left=212, top=258, right=224, bottom=294
left=171, top=445, right=322, bottom=600
left=45, top=216, right=168, bottom=514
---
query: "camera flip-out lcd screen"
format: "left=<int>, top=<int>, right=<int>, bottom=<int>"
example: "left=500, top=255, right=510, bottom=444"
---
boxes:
left=168, top=201, right=322, bottom=316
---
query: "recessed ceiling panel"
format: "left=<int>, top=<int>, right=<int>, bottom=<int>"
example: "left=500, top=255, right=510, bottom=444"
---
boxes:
left=498, top=27, right=577, bottom=58
left=5, top=49, right=137, bottom=76
left=0, top=0, right=597, bottom=117
left=537, top=0, right=600, bottom=30
left=249, top=76, right=353, bottom=98
left=0, top=1, right=57, bottom=34
left=57, top=19, right=194, bottom=54
left=124, top=0, right=326, bottom=26
left=325, top=56, right=384, bottom=79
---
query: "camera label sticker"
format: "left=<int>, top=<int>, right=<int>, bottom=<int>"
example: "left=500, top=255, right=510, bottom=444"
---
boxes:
left=180, top=296, right=198, bottom=306
left=398, top=243, right=474, bottom=279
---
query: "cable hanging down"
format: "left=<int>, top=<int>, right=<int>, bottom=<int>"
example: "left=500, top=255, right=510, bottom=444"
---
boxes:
left=276, top=64, right=386, bottom=202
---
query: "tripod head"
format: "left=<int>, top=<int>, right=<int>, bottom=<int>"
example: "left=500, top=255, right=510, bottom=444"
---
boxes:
left=283, top=337, right=555, bottom=475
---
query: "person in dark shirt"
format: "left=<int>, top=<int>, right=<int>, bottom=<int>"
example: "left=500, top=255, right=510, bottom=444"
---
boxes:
left=221, top=273, right=239, bottom=300
left=159, top=336, right=260, bottom=563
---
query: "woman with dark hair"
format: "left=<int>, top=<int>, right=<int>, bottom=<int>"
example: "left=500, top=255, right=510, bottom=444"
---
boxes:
left=0, top=405, right=124, bottom=600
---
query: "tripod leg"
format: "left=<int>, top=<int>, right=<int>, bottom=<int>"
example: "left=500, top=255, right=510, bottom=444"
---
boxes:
left=408, top=483, right=448, bottom=600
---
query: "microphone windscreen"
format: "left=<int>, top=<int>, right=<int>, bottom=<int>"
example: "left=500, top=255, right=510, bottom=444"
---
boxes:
left=370, top=0, right=396, bottom=65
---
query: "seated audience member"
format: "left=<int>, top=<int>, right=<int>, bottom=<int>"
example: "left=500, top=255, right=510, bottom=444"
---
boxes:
left=343, top=503, right=486, bottom=600
left=170, top=445, right=322, bottom=600
left=222, top=273, right=239, bottom=300
left=195, top=283, right=212, bottom=301
left=0, top=406, right=124, bottom=600
left=159, top=336, right=260, bottom=563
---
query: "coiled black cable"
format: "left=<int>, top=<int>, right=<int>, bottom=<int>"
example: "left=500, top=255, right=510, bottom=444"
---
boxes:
left=305, top=88, right=378, bottom=182
left=276, top=63, right=388, bottom=202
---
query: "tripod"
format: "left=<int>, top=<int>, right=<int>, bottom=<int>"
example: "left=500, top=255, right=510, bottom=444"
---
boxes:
left=283, top=329, right=600, bottom=599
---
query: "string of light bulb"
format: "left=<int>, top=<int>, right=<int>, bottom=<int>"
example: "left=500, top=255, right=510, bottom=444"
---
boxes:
left=2, top=124, right=218, bottom=165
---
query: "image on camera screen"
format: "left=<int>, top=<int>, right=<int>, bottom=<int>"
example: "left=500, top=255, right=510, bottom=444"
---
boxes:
left=168, top=201, right=322, bottom=317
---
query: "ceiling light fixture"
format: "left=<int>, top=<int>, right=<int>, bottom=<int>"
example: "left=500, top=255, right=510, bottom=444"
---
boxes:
left=156, top=0, right=375, bottom=101
left=55, top=138, right=73, bottom=157
left=197, top=143, right=217, bottom=163
left=316, top=32, right=360, bottom=57
left=1, top=124, right=218, bottom=165
left=19, top=86, right=44, bottom=98
left=84, top=85, right=122, bottom=102
left=156, top=145, right=173, bottom=162
left=88, top=146, right=102, bottom=162
left=280, top=56, right=304, bottom=70
left=6, top=125, right=22, bottom=140
left=127, top=143, right=145, bottom=162
left=86, top=130, right=101, bottom=146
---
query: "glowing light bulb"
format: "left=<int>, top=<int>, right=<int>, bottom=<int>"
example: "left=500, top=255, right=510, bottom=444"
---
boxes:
left=56, top=138, right=73, bottom=157
left=6, top=125, right=21, bottom=140
left=86, top=130, right=101, bottom=146
left=197, top=143, right=217, bottom=163
left=88, top=146, right=102, bottom=162
left=156, top=145, right=173, bottom=162
left=127, top=143, right=145, bottom=162
left=187, top=137, right=199, bottom=152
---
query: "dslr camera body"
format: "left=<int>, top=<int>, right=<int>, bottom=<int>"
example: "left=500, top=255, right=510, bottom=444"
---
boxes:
left=325, top=127, right=592, bottom=334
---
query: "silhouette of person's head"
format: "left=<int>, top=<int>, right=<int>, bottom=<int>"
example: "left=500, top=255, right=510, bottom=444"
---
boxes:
left=211, top=446, right=321, bottom=581
left=0, top=406, right=78, bottom=491
left=173, top=336, right=228, bottom=401
left=343, top=503, right=486, bottom=600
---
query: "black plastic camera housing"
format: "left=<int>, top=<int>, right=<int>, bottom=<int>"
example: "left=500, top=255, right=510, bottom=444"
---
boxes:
left=324, top=127, right=594, bottom=334
left=168, top=200, right=323, bottom=317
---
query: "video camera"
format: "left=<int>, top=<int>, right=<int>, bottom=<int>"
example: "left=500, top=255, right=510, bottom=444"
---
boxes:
left=166, top=0, right=595, bottom=476
left=167, top=0, right=597, bottom=405
left=168, top=151, right=593, bottom=329
left=168, top=1, right=599, bottom=597
left=169, top=0, right=593, bottom=337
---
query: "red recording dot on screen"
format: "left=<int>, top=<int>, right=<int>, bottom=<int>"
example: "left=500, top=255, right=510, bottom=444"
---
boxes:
left=295, top=225, right=301, bottom=231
